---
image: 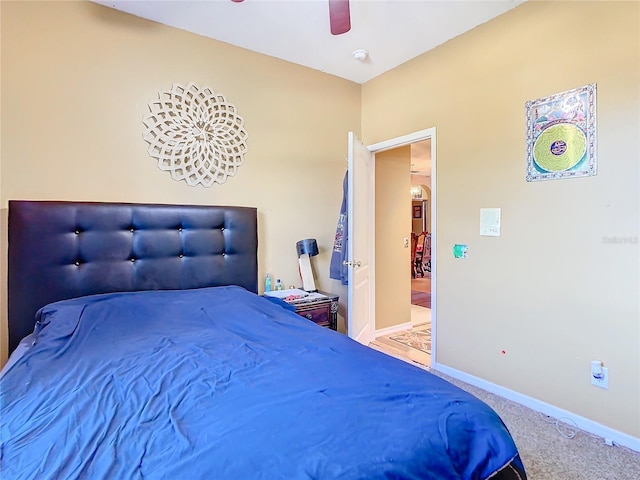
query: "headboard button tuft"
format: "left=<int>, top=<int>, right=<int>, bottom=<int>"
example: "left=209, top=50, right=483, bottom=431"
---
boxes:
left=179, top=254, right=184, bottom=258
left=74, top=260, right=80, bottom=266
left=75, top=229, right=80, bottom=234
left=130, top=258, right=136, bottom=263
left=178, top=227, right=183, bottom=232
left=130, top=227, right=135, bottom=232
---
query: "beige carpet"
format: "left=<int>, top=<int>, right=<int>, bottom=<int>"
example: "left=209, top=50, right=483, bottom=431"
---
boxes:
left=431, top=371, right=640, bottom=479
left=369, top=341, right=640, bottom=479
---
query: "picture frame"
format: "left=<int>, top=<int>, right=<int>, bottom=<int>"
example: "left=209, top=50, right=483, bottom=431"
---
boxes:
left=525, top=83, right=597, bottom=182
left=413, top=205, right=422, bottom=219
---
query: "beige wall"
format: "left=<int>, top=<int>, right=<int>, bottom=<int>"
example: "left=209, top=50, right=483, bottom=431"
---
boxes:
left=375, top=146, right=412, bottom=330
left=0, top=1, right=359, bottom=361
left=363, top=1, right=639, bottom=437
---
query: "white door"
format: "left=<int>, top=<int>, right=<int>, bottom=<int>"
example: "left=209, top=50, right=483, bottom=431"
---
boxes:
left=346, top=132, right=374, bottom=344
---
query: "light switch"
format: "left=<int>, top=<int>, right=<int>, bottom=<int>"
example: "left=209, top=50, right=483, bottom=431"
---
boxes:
left=480, top=208, right=501, bottom=236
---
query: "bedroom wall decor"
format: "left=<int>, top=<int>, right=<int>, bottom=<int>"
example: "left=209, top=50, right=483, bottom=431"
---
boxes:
left=525, top=83, right=597, bottom=182
left=143, top=82, right=248, bottom=187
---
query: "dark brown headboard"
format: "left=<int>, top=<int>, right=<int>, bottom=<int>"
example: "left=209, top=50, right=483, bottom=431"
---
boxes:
left=7, top=201, right=258, bottom=354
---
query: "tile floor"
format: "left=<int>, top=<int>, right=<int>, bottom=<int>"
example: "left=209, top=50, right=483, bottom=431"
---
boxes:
left=372, top=305, right=432, bottom=368
left=411, top=304, right=430, bottom=326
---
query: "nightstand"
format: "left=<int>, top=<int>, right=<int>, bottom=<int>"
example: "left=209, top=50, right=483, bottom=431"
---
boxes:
left=285, top=291, right=339, bottom=330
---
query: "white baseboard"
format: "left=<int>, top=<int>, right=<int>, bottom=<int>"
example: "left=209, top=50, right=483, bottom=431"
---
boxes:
left=432, top=362, right=640, bottom=453
left=374, top=322, right=413, bottom=338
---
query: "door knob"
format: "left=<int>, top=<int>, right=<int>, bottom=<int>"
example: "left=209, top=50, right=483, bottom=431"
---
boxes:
left=342, top=260, right=361, bottom=267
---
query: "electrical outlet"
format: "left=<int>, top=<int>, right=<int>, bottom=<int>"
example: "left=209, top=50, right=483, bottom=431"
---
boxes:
left=592, top=366, right=609, bottom=389
left=404, top=237, right=409, bottom=248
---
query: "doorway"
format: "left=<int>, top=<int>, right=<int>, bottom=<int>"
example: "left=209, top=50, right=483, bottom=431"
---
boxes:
left=410, top=230, right=431, bottom=325
left=410, top=140, right=432, bottom=327
left=366, top=127, right=437, bottom=362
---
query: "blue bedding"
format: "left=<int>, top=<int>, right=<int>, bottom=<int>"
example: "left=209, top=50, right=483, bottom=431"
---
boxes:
left=1, top=286, right=524, bottom=479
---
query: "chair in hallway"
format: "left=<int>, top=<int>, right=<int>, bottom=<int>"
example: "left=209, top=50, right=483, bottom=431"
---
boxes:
left=410, top=233, right=418, bottom=278
left=413, top=232, right=431, bottom=277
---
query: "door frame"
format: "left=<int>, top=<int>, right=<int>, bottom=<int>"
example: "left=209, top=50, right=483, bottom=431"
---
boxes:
left=366, top=127, right=437, bottom=362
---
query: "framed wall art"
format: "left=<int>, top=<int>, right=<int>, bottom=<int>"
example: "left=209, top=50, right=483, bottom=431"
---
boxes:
left=525, top=83, right=597, bottom=182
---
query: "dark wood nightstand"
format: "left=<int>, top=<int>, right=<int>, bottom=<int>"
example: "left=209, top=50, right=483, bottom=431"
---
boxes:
left=285, top=291, right=339, bottom=330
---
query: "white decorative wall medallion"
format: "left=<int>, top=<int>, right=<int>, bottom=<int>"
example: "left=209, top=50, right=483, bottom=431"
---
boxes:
left=143, top=82, right=248, bottom=187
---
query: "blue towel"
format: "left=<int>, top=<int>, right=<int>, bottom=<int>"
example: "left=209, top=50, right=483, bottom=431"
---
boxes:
left=330, top=171, right=349, bottom=285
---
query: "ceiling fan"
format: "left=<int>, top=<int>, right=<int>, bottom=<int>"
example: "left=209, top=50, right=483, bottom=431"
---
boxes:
left=231, top=0, right=351, bottom=36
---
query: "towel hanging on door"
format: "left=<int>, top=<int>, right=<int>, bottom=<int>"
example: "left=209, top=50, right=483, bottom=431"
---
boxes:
left=330, top=171, right=349, bottom=285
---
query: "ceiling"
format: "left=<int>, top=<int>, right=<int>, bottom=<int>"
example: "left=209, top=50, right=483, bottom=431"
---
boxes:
left=411, top=140, right=431, bottom=179
left=95, top=0, right=524, bottom=84
left=94, top=0, right=525, bottom=176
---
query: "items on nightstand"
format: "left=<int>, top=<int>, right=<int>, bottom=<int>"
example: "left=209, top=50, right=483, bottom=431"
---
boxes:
left=264, top=288, right=308, bottom=301
left=267, top=289, right=339, bottom=330
left=296, top=238, right=319, bottom=292
left=264, top=273, right=272, bottom=292
left=263, top=288, right=308, bottom=313
left=275, top=279, right=284, bottom=291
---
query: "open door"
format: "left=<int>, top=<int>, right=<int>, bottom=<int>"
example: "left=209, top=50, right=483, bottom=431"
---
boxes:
left=346, top=132, right=374, bottom=344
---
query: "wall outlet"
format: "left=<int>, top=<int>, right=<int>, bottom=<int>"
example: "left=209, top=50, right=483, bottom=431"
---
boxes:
left=591, top=366, right=609, bottom=389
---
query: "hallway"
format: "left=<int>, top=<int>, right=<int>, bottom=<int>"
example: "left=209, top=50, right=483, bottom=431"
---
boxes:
left=372, top=312, right=431, bottom=368
left=411, top=275, right=431, bottom=293
left=411, top=273, right=431, bottom=311
left=371, top=274, right=432, bottom=367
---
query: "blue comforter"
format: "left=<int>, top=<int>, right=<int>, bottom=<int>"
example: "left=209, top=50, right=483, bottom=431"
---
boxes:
left=1, top=286, right=523, bottom=479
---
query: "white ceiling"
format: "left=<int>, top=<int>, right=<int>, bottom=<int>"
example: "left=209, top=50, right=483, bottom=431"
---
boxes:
left=95, top=0, right=525, bottom=85
left=94, top=0, right=525, bottom=176
left=411, top=140, right=431, bottom=178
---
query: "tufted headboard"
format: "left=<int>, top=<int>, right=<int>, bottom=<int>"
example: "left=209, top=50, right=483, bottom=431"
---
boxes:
left=7, top=201, right=258, bottom=354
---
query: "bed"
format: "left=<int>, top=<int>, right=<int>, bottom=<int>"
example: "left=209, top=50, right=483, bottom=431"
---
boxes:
left=1, top=200, right=527, bottom=479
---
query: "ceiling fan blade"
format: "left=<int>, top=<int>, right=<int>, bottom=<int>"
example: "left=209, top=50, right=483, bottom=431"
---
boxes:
left=328, top=0, right=351, bottom=35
